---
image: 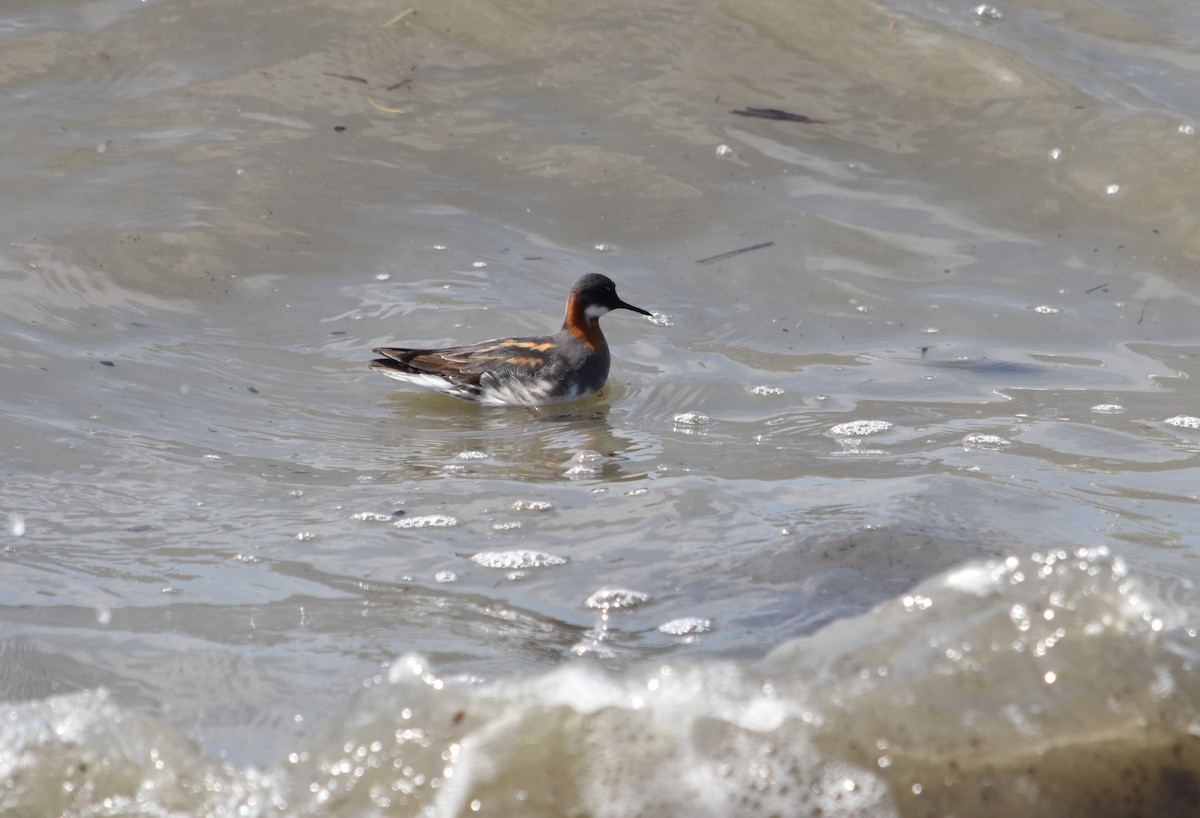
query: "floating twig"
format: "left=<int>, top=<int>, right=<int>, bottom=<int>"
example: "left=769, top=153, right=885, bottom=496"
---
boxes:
left=1084, top=282, right=1109, bottom=294
left=367, top=97, right=406, bottom=114
left=695, top=241, right=774, bottom=265
left=384, top=7, right=415, bottom=27
left=385, top=78, right=413, bottom=92
left=324, top=72, right=369, bottom=84
left=731, top=107, right=825, bottom=124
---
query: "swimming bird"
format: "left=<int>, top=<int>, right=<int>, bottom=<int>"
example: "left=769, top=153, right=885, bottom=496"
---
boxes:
left=370, top=273, right=651, bottom=406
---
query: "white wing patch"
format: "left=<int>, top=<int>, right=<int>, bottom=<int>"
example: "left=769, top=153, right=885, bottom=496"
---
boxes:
left=478, top=373, right=557, bottom=406
left=375, top=364, right=601, bottom=406
left=373, top=370, right=479, bottom=400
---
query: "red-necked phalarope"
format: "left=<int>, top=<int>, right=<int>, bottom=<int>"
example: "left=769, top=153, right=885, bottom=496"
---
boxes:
left=370, top=273, right=651, bottom=406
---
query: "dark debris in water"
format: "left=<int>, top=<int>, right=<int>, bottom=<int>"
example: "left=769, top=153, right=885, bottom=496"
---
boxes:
left=731, top=107, right=825, bottom=124
left=695, top=242, right=774, bottom=265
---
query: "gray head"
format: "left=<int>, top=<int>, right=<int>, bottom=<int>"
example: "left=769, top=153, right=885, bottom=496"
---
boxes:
left=570, top=274, right=652, bottom=319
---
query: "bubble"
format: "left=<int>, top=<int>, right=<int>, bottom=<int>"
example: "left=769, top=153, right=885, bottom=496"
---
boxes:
left=593, top=243, right=615, bottom=253
left=974, top=4, right=1003, bottom=20
left=375, top=273, right=391, bottom=280
left=1180, top=124, right=1195, bottom=136
left=751, top=385, right=786, bottom=396
left=472, top=261, right=487, bottom=268
left=715, top=144, right=734, bottom=157
left=1090, top=404, right=1126, bottom=414
left=829, top=420, right=892, bottom=437
left=564, top=450, right=605, bottom=479
left=657, top=617, right=713, bottom=635
left=1165, top=415, right=1200, bottom=429
left=394, top=515, right=458, bottom=528
left=1048, top=147, right=1062, bottom=160
left=1032, top=305, right=1061, bottom=314
left=648, top=313, right=674, bottom=327
left=1106, top=183, right=1121, bottom=195
left=672, top=411, right=712, bottom=429
left=962, top=433, right=1012, bottom=450
left=470, top=550, right=567, bottom=569
left=351, top=511, right=398, bottom=522
left=434, top=571, right=457, bottom=583
left=585, top=588, right=649, bottom=610
left=512, top=499, right=553, bottom=512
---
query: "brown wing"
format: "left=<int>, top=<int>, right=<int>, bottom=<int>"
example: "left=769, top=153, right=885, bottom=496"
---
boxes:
left=371, top=337, right=558, bottom=387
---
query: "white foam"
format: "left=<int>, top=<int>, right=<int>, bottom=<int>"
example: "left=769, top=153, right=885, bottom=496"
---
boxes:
left=470, top=550, right=567, bottom=569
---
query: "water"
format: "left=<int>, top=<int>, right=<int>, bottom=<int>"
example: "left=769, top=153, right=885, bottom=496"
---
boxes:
left=3, top=0, right=1200, bottom=814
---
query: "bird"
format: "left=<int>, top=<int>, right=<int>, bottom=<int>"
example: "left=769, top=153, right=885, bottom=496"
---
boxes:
left=369, top=273, right=652, bottom=406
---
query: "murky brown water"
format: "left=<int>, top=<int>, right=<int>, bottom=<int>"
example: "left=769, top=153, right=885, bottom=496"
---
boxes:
left=3, top=0, right=1200, bottom=814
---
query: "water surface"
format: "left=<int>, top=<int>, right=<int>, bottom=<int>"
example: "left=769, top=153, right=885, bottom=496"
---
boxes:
left=3, top=0, right=1200, bottom=815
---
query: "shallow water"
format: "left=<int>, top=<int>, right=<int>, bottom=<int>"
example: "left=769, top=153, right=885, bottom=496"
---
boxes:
left=3, top=0, right=1200, bottom=815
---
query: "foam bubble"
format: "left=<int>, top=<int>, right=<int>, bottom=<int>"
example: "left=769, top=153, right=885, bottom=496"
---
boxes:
left=585, top=588, right=649, bottom=610
left=829, top=420, right=892, bottom=437
left=394, top=514, right=458, bottom=529
left=470, top=550, right=567, bottom=569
